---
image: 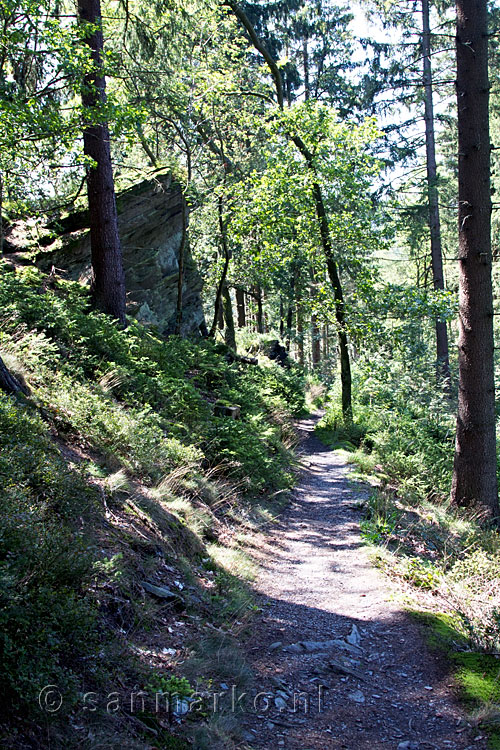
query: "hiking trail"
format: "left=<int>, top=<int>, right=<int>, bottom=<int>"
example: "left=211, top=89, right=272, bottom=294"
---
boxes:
left=240, top=414, right=486, bottom=750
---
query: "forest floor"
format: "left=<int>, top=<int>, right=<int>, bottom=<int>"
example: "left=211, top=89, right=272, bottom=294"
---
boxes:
left=237, top=414, right=488, bottom=750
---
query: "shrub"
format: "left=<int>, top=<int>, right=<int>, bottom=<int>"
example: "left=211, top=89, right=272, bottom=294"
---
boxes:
left=0, top=395, right=100, bottom=715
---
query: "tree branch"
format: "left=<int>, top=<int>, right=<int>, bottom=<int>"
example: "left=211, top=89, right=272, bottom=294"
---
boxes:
left=224, top=0, right=284, bottom=110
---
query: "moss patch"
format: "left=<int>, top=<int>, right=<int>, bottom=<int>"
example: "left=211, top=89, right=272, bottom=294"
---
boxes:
left=412, top=611, right=500, bottom=748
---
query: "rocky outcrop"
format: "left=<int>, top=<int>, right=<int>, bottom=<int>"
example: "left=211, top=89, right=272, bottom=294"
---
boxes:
left=37, top=173, right=205, bottom=336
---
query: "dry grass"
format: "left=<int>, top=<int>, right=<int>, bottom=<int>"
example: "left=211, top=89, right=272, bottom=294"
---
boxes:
left=362, top=487, right=500, bottom=653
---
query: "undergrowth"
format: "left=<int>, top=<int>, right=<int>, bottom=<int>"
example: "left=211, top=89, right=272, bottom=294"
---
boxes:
left=317, top=354, right=500, bottom=746
left=0, top=264, right=304, bottom=748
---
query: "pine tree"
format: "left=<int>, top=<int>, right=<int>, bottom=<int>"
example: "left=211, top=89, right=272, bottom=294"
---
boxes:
left=78, top=0, right=127, bottom=326
left=450, top=0, right=499, bottom=520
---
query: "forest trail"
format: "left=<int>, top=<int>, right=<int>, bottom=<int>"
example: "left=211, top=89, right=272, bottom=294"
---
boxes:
left=240, top=415, right=486, bottom=750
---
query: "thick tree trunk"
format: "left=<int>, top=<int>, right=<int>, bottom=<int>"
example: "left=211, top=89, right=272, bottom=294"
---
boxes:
left=236, top=288, right=246, bottom=327
left=79, top=0, right=126, bottom=327
left=223, top=284, right=236, bottom=350
left=450, top=0, right=499, bottom=519
left=422, top=0, right=451, bottom=387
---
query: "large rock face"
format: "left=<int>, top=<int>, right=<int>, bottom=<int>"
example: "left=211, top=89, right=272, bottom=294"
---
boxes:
left=38, top=174, right=205, bottom=336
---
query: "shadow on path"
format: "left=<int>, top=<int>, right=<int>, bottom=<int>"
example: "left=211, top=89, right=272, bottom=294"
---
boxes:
left=237, top=414, right=485, bottom=750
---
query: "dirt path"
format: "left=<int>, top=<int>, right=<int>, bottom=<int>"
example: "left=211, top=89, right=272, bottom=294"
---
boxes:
left=239, top=415, right=486, bottom=749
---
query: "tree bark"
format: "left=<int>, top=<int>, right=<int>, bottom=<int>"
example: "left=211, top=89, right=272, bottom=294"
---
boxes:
left=450, top=0, right=499, bottom=519
left=310, top=267, right=320, bottom=367
left=224, top=0, right=284, bottom=109
left=422, top=0, right=451, bottom=388
left=286, top=271, right=295, bottom=351
left=209, top=196, right=231, bottom=338
left=309, top=177, right=352, bottom=420
left=217, top=299, right=224, bottom=330
left=290, top=127, right=352, bottom=417
left=223, top=284, right=236, bottom=350
left=78, top=0, right=126, bottom=327
left=256, top=286, right=264, bottom=334
left=286, top=304, right=293, bottom=350
left=236, top=288, right=246, bottom=327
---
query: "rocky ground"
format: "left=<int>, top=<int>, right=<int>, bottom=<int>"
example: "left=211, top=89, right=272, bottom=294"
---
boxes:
left=237, top=415, right=487, bottom=749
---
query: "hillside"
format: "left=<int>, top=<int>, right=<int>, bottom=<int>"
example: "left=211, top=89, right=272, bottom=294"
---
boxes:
left=0, top=263, right=304, bottom=749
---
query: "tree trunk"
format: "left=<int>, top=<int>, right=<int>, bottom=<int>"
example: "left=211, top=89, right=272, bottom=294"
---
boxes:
left=450, top=0, right=499, bottom=519
left=261, top=288, right=268, bottom=333
left=422, top=0, right=451, bottom=388
left=286, top=304, right=293, bottom=350
left=279, top=297, right=284, bottom=338
left=256, top=286, right=264, bottom=334
left=303, top=36, right=310, bottom=101
left=286, top=272, right=295, bottom=351
left=322, top=325, right=329, bottom=358
left=217, top=299, right=224, bottom=330
left=310, top=268, right=320, bottom=367
left=209, top=197, right=231, bottom=338
left=225, top=0, right=353, bottom=416
left=311, top=313, right=321, bottom=367
left=309, top=179, right=352, bottom=420
left=296, top=276, right=304, bottom=366
left=236, top=288, right=246, bottom=327
left=291, top=134, right=353, bottom=419
left=175, top=199, right=187, bottom=336
left=78, top=0, right=126, bottom=327
left=223, top=284, right=236, bottom=351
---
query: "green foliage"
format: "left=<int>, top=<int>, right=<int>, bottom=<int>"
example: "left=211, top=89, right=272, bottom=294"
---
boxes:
left=413, top=612, right=500, bottom=748
left=229, top=104, right=383, bottom=340
left=316, top=402, right=368, bottom=450
left=360, top=495, right=399, bottom=544
left=0, top=266, right=300, bottom=492
left=319, top=354, right=455, bottom=496
left=0, top=264, right=302, bottom=744
left=147, top=674, right=193, bottom=700
left=0, top=394, right=100, bottom=715
left=401, top=558, right=441, bottom=590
